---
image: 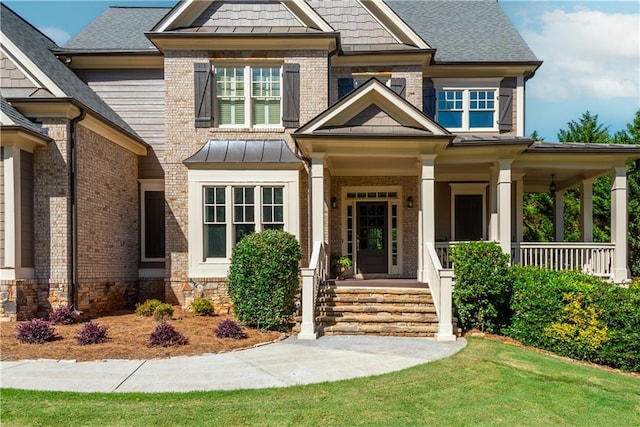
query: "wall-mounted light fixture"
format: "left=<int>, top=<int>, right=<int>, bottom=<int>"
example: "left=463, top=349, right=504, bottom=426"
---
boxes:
left=549, top=174, right=556, bottom=196
left=407, top=196, right=414, bottom=208
left=331, top=196, right=337, bottom=209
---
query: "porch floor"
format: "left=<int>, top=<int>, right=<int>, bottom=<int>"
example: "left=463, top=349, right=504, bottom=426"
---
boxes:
left=326, top=278, right=427, bottom=289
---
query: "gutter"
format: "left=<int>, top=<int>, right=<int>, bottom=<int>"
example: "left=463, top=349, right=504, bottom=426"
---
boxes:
left=69, top=107, right=86, bottom=314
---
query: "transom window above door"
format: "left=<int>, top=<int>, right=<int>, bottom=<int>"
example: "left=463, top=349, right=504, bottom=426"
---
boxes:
left=215, top=66, right=281, bottom=127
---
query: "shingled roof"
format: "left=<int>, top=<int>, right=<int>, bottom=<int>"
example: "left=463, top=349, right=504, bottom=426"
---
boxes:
left=0, top=4, right=140, bottom=139
left=1, top=97, right=50, bottom=138
left=64, top=7, right=171, bottom=51
left=387, top=0, right=539, bottom=62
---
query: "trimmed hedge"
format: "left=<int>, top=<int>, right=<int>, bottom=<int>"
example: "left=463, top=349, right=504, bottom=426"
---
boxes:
left=450, top=241, right=511, bottom=333
left=505, top=266, right=640, bottom=372
left=227, top=229, right=301, bottom=331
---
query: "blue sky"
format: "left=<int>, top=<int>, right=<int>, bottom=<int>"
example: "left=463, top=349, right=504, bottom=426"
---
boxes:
left=4, top=0, right=639, bottom=141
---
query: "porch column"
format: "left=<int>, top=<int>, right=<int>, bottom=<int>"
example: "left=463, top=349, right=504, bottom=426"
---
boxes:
left=419, top=155, right=436, bottom=281
left=611, top=166, right=629, bottom=282
left=580, top=178, right=594, bottom=242
left=497, top=160, right=512, bottom=256
left=488, top=165, right=498, bottom=242
left=554, top=190, right=565, bottom=242
left=514, top=174, right=524, bottom=264
left=310, top=153, right=326, bottom=246
left=0, top=145, right=19, bottom=279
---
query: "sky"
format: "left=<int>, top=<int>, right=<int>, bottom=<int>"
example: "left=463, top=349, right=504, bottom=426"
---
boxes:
left=3, top=0, right=639, bottom=141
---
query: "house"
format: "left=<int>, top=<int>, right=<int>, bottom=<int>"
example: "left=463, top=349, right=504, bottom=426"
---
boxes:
left=1, top=1, right=638, bottom=340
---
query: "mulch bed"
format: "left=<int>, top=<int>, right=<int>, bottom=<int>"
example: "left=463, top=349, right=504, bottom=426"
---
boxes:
left=0, top=307, right=283, bottom=362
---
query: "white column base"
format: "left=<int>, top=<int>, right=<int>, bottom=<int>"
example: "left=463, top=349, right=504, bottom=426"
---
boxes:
left=297, top=329, right=318, bottom=340
left=435, top=331, right=457, bottom=342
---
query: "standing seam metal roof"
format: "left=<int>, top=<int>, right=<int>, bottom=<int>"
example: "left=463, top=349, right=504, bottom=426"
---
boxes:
left=183, top=140, right=303, bottom=164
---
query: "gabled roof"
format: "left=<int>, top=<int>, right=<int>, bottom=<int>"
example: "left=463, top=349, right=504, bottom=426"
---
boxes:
left=0, top=97, right=50, bottom=139
left=388, top=0, right=539, bottom=63
left=0, top=3, right=140, bottom=139
left=64, top=7, right=171, bottom=51
left=295, top=78, right=451, bottom=138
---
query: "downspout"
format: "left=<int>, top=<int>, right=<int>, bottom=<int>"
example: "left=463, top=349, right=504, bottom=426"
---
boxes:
left=69, top=107, right=86, bottom=313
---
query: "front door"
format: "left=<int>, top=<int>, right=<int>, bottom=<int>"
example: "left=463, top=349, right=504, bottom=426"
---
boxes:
left=356, top=202, right=388, bottom=274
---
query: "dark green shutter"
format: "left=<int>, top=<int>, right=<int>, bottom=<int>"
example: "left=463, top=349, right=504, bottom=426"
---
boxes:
left=338, top=77, right=354, bottom=99
left=194, top=63, right=214, bottom=128
left=282, top=63, right=300, bottom=128
left=422, top=78, right=436, bottom=119
left=390, top=78, right=406, bottom=98
left=499, top=77, right=517, bottom=132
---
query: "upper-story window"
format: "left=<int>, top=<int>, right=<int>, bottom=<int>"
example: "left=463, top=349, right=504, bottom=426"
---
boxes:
left=215, top=66, right=281, bottom=127
left=437, top=88, right=497, bottom=130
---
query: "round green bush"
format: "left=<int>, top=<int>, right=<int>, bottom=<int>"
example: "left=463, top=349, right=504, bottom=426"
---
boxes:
left=135, top=299, right=162, bottom=317
left=227, top=229, right=301, bottom=330
left=152, top=303, right=174, bottom=321
left=191, top=298, right=214, bottom=316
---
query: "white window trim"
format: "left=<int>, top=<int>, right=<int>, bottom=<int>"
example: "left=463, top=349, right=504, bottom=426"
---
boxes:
left=215, top=64, right=284, bottom=129
left=433, top=79, right=500, bottom=132
left=139, top=179, right=165, bottom=262
left=188, top=169, right=299, bottom=278
left=449, top=183, right=488, bottom=241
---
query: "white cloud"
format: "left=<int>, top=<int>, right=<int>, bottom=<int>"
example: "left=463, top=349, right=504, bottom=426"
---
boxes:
left=522, top=8, right=640, bottom=101
left=39, top=26, right=71, bottom=46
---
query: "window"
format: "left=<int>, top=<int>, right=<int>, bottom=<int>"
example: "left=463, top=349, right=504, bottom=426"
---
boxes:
left=202, top=185, right=286, bottom=259
left=436, top=86, right=497, bottom=131
left=216, top=66, right=281, bottom=127
left=140, top=180, right=165, bottom=262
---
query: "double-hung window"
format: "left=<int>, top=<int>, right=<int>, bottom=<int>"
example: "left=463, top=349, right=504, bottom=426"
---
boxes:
left=216, top=66, right=281, bottom=127
left=202, top=185, right=286, bottom=259
left=435, top=83, right=498, bottom=131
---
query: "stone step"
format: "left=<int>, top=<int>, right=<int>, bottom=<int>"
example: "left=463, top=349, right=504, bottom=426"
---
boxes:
left=319, top=286, right=431, bottom=296
left=318, top=313, right=439, bottom=324
left=316, top=305, right=436, bottom=314
left=317, top=295, right=434, bottom=304
left=322, top=323, right=438, bottom=337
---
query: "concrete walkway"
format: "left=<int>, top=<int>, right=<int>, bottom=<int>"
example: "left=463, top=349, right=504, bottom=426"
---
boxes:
left=0, top=335, right=466, bottom=393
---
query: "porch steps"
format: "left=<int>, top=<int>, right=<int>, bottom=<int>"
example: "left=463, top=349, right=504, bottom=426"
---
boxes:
left=316, top=284, right=440, bottom=337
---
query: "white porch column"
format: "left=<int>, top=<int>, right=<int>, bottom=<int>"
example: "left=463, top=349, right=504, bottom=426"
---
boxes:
left=580, top=178, right=594, bottom=242
left=488, top=165, right=498, bottom=242
left=611, top=166, right=629, bottom=282
left=310, top=153, right=326, bottom=246
left=419, top=155, right=436, bottom=281
left=515, top=175, right=524, bottom=243
left=497, top=160, right=512, bottom=256
left=1, top=145, right=19, bottom=279
left=554, top=190, right=565, bottom=242
left=298, top=268, right=318, bottom=340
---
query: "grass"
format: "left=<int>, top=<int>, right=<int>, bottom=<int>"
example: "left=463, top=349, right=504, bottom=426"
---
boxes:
left=2, top=338, right=639, bottom=426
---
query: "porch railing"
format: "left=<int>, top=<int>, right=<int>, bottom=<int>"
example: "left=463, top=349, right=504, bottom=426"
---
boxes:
left=514, top=242, right=615, bottom=278
left=435, top=241, right=615, bottom=279
left=425, top=242, right=456, bottom=341
left=298, top=241, right=327, bottom=340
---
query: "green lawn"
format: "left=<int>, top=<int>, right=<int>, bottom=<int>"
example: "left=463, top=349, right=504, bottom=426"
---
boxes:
left=2, top=338, right=639, bottom=426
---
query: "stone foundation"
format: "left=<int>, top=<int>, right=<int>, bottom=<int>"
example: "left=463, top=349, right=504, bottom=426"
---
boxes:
left=0, top=279, right=38, bottom=321
left=138, top=278, right=166, bottom=303
left=166, top=277, right=233, bottom=315
left=76, top=280, right=138, bottom=317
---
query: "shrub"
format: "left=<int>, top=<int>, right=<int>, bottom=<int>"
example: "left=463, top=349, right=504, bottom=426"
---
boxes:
left=152, top=303, right=174, bottom=321
left=148, top=322, right=188, bottom=347
left=449, top=241, right=511, bottom=333
left=75, top=321, right=109, bottom=345
left=228, top=229, right=301, bottom=330
left=505, top=267, right=601, bottom=349
left=135, top=299, right=162, bottom=317
left=15, top=319, right=58, bottom=344
left=215, top=318, right=247, bottom=339
left=48, top=306, right=76, bottom=325
left=191, top=298, right=214, bottom=316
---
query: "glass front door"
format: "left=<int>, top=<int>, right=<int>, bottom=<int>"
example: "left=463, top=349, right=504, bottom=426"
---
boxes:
left=356, top=202, right=388, bottom=274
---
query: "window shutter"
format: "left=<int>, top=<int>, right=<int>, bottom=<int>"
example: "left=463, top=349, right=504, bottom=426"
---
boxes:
left=499, top=77, right=516, bottom=132
left=422, top=78, right=436, bottom=119
left=194, top=63, right=214, bottom=128
left=338, top=77, right=354, bottom=99
left=390, top=78, right=406, bottom=98
left=282, top=63, right=300, bottom=128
